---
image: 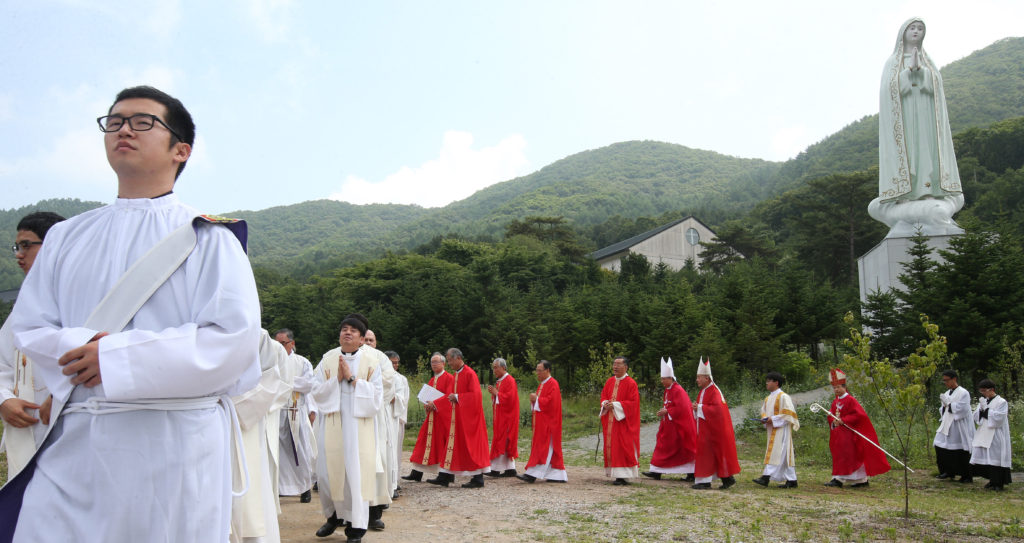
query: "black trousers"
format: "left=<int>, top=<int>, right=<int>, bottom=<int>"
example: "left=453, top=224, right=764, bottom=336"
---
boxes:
left=935, top=446, right=971, bottom=478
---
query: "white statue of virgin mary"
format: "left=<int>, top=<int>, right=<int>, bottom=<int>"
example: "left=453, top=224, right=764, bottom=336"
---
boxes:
left=869, top=18, right=964, bottom=238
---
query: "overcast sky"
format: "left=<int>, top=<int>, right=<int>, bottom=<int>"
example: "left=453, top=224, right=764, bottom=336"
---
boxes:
left=2, top=0, right=1022, bottom=214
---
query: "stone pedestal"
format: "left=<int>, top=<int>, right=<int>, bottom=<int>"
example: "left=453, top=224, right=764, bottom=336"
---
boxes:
left=857, top=234, right=957, bottom=304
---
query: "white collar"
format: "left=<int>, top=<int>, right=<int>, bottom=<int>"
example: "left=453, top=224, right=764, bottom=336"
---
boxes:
left=615, top=373, right=628, bottom=381
left=496, top=373, right=508, bottom=382
left=540, top=376, right=551, bottom=384
left=837, top=392, right=849, bottom=400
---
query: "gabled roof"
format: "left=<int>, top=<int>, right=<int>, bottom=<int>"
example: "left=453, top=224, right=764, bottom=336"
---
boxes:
left=589, top=216, right=715, bottom=261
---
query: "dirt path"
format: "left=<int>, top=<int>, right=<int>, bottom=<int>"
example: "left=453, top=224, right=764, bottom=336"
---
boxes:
left=281, top=386, right=835, bottom=541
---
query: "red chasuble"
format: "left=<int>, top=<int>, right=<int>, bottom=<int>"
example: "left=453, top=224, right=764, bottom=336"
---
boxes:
left=694, top=383, right=741, bottom=478
left=409, top=371, right=454, bottom=466
left=600, top=375, right=640, bottom=469
left=829, top=394, right=891, bottom=476
left=525, top=377, right=564, bottom=470
left=650, top=381, right=697, bottom=468
left=441, top=364, right=491, bottom=472
left=490, top=374, right=520, bottom=460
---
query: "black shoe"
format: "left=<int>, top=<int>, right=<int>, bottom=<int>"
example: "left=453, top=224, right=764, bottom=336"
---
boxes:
left=752, top=475, right=769, bottom=487
left=692, top=482, right=711, bottom=489
left=720, top=476, right=736, bottom=489
left=684, top=474, right=695, bottom=482
left=346, top=539, right=362, bottom=543
left=485, top=470, right=502, bottom=477
left=516, top=474, right=537, bottom=483
left=779, top=480, right=798, bottom=488
left=313, top=482, right=319, bottom=491
left=316, top=514, right=340, bottom=537
left=300, top=489, right=312, bottom=503
left=369, top=519, right=385, bottom=531
left=989, top=485, right=1004, bottom=491
left=549, top=479, right=567, bottom=483
left=426, top=477, right=450, bottom=487
left=461, top=475, right=484, bottom=489
left=612, top=478, right=628, bottom=486
left=502, top=469, right=518, bottom=477
left=402, top=470, right=423, bottom=482
left=824, top=479, right=843, bottom=487
left=850, top=482, right=869, bottom=488
left=641, top=471, right=662, bottom=480
left=392, top=491, right=399, bottom=500
left=935, top=472, right=952, bottom=480
left=958, top=476, right=973, bottom=484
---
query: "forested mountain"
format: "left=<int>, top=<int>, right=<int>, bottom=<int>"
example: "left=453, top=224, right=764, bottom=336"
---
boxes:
left=3, top=37, right=1022, bottom=289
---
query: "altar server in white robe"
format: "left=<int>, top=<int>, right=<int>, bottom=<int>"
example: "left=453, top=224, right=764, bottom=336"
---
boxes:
left=1, top=86, right=261, bottom=543
left=933, top=370, right=975, bottom=483
left=273, top=328, right=317, bottom=502
left=752, top=371, right=799, bottom=488
left=1, top=211, right=64, bottom=479
left=385, top=350, right=410, bottom=498
left=969, top=379, right=1012, bottom=491
left=311, top=315, right=385, bottom=542
left=230, top=330, right=291, bottom=543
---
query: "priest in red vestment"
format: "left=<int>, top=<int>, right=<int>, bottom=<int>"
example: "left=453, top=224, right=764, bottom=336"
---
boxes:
left=428, top=348, right=491, bottom=488
left=599, top=356, right=640, bottom=485
left=486, top=357, right=519, bottom=477
left=825, top=369, right=890, bottom=488
left=518, top=360, right=567, bottom=483
left=643, top=358, right=697, bottom=480
left=403, top=352, right=453, bottom=482
left=692, top=357, right=740, bottom=489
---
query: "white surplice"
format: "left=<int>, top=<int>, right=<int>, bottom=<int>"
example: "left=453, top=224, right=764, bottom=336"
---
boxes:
left=933, top=386, right=974, bottom=451
left=8, top=195, right=261, bottom=543
left=277, top=351, right=316, bottom=496
left=970, top=395, right=1012, bottom=468
left=389, top=371, right=410, bottom=492
left=311, top=345, right=383, bottom=530
left=0, top=318, right=48, bottom=478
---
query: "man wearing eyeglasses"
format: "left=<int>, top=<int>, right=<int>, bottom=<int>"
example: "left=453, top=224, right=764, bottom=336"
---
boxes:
left=2, top=86, right=261, bottom=542
left=1, top=211, right=65, bottom=479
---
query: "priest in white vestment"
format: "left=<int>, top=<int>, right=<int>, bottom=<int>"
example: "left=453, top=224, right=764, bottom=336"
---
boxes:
left=933, top=370, right=975, bottom=483
left=310, top=316, right=385, bottom=542
left=969, top=379, right=1012, bottom=491
left=0, top=87, right=262, bottom=543
left=385, top=350, right=410, bottom=498
left=1, top=211, right=65, bottom=479
left=273, top=328, right=317, bottom=502
left=230, top=330, right=291, bottom=543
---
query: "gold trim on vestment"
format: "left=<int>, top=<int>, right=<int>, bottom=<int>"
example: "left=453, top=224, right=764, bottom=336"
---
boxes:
left=603, top=378, right=620, bottom=460
left=442, top=370, right=460, bottom=469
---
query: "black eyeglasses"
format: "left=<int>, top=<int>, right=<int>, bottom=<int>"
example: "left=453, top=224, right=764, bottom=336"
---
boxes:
left=96, top=113, right=183, bottom=141
left=12, top=241, right=43, bottom=255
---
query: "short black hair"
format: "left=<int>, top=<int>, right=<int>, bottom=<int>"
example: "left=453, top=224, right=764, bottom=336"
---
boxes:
left=110, top=86, right=195, bottom=179
left=339, top=313, right=367, bottom=337
left=539, top=359, right=552, bottom=372
left=765, top=371, right=785, bottom=387
left=17, top=211, right=66, bottom=240
left=977, top=378, right=997, bottom=391
left=941, top=370, right=958, bottom=380
left=614, top=356, right=629, bottom=367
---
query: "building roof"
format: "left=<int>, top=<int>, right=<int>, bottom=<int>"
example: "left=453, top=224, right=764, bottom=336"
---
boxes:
left=589, top=216, right=715, bottom=261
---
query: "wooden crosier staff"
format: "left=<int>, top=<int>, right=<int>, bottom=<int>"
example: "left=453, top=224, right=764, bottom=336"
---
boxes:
left=809, top=402, right=914, bottom=472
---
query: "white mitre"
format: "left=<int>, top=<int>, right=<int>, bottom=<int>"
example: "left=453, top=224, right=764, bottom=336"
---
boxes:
left=696, top=356, right=712, bottom=379
left=660, top=357, right=675, bottom=380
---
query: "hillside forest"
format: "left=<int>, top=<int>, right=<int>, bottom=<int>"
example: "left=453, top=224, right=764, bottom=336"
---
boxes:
left=2, top=38, right=1023, bottom=401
